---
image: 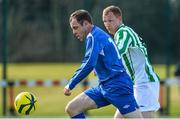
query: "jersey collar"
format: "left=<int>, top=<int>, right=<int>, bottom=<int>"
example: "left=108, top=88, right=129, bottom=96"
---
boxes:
left=118, top=24, right=125, bottom=29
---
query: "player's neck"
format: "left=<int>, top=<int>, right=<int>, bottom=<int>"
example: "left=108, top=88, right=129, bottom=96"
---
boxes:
left=84, top=24, right=93, bottom=37
left=87, top=24, right=93, bottom=34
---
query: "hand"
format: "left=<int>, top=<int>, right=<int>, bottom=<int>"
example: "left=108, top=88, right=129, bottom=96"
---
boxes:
left=64, top=87, right=71, bottom=96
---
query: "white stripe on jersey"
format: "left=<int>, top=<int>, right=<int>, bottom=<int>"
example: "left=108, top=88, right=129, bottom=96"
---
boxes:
left=114, top=25, right=159, bottom=83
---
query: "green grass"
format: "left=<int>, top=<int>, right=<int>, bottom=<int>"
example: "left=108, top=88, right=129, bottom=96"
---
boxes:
left=1, top=63, right=81, bottom=80
left=0, top=63, right=179, bottom=117
left=0, top=63, right=176, bottom=80
left=0, top=86, right=116, bottom=117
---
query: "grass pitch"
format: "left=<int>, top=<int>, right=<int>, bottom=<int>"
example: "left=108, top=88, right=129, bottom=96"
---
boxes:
left=0, top=63, right=179, bottom=117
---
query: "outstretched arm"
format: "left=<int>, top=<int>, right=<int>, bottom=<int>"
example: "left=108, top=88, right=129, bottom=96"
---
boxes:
left=64, top=36, right=100, bottom=95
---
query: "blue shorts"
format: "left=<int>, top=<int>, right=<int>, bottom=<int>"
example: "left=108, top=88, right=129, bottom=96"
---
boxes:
left=84, top=74, right=139, bottom=115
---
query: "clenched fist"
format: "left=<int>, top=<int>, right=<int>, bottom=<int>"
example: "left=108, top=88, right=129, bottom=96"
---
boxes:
left=64, top=87, right=71, bottom=96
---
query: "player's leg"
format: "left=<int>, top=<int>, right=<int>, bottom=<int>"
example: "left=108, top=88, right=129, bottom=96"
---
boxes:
left=65, top=92, right=97, bottom=117
left=114, top=110, right=155, bottom=118
left=103, top=86, right=143, bottom=118
left=114, top=82, right=160, bottom=118
left=141, top=111, right=155, bottom=118
left=101, top=74, right=143, bottom=118
left=114, top=108, right=142, bottom=119
left=65, top=86, right=110, bottom=118
left=109, top=94, right=143, bottom=118
left=118, top=110, right=155, bottom=118
left=123, top=109, right=142, bottom=118
left=114, top=109, right=124, bottom=119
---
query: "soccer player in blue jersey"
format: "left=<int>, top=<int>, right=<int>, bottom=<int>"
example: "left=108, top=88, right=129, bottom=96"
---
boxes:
left=64, top=9, right=143, bottom=118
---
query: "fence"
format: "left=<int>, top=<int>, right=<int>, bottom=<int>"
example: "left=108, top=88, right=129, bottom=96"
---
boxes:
left=0, top=78, right=180, bottom=116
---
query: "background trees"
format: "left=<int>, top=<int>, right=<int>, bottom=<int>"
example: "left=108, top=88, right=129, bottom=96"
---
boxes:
left=0, top=0, right=179, bottom=63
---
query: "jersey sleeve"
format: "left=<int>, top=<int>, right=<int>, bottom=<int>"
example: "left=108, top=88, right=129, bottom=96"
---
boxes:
left=115, top=30, right=132, bottom=55
left=66, top=36, right=100, bottom=90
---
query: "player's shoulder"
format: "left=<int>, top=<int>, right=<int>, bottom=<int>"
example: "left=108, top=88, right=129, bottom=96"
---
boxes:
left=116, top=24, right=137, bottom=37
left=93, top=25, right=107, bottom=34
left=92, top=25, right=110, bottom=39
left=118, top=24, right=131, bottom=32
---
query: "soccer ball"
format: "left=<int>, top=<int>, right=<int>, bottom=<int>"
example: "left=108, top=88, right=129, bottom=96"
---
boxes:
left=14, top=92, right=37, bottom=115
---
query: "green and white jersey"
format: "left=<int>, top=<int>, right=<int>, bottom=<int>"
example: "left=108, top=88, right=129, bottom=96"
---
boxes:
left=114, top=24, right=160, bottom=84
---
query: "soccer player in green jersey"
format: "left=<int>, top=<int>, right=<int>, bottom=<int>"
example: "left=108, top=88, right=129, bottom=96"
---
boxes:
left=102, top=5, right=160, bottom=118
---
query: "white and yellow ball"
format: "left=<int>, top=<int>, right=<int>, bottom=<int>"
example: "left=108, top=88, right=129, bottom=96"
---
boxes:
left=14, top=92, right=37, bottom=115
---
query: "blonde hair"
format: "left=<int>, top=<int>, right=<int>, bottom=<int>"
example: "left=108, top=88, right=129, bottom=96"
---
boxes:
left=103, top=5, right=122, bottom=17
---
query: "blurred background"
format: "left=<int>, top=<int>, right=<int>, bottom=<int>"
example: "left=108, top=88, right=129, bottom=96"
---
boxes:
left=0, top=0, right=180, bottom=118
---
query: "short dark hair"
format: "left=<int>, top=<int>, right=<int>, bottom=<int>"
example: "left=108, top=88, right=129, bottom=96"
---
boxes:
left=69, top=9, right=93, bottom=25
left=103, top=5, right=122, bottom=17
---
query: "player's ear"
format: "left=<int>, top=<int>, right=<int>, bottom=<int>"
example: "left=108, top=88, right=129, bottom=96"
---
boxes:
left=83, top=20, right=89, bottom=26
left=118, top=16, right=122, bottom=21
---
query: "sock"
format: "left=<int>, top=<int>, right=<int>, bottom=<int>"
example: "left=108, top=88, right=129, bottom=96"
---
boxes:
left=71, top=112, right=86, bottom=118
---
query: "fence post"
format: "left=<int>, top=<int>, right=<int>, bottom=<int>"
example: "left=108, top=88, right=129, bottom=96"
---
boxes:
left=159, top=80, right=165, bottom=115
left=8, top=81, right=16, bottom=116
left=2, top=0, right=8, bottom=116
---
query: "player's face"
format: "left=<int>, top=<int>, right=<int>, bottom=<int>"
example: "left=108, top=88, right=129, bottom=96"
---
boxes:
left=70, top=18, right=86, bottom=42
left=103, top=11, right=121, bottom=35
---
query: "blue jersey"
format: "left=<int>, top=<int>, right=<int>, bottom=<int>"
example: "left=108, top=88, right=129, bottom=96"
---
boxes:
left=66, top=26, right=126, bottom=90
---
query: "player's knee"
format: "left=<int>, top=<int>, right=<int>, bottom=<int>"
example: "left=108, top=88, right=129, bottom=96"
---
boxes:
left=65, top=103, right=72, bottom=115
left=65, top=102, right=78, bottom=116
left=114, top=110, right=123, bottom=119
